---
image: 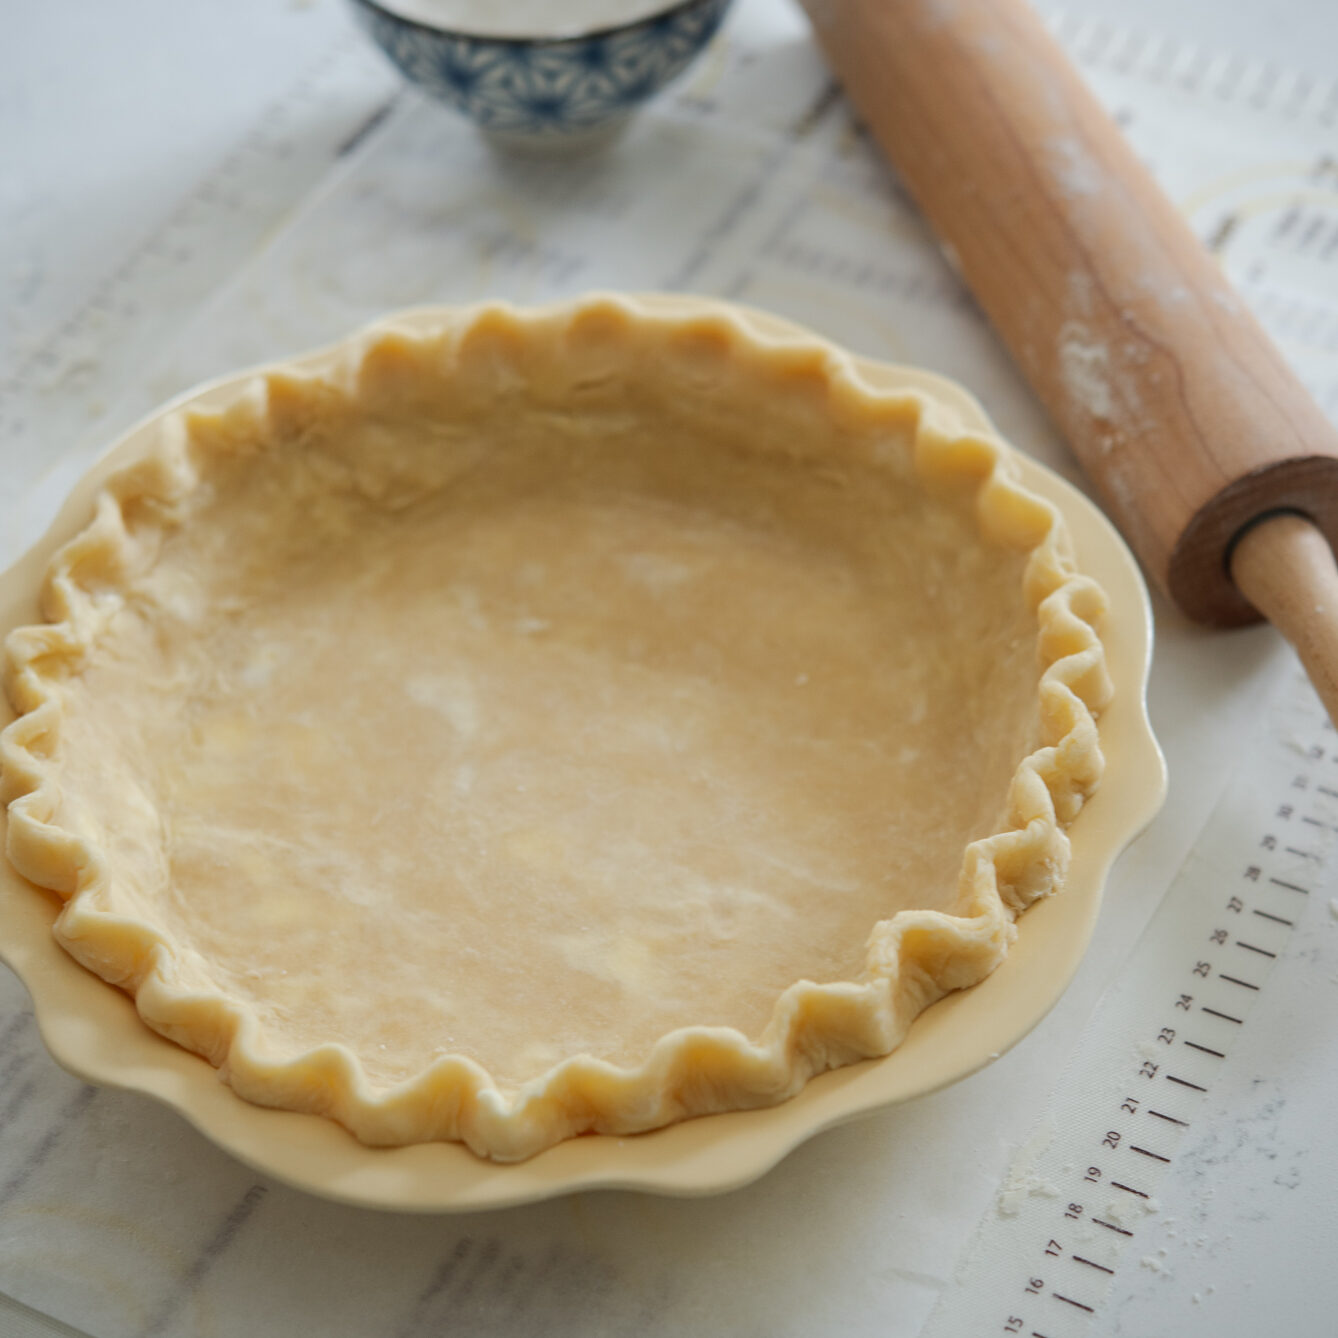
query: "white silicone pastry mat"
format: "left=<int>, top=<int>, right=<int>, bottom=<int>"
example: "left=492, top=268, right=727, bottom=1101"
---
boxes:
left=0, top=0, right=1336, bottom=1334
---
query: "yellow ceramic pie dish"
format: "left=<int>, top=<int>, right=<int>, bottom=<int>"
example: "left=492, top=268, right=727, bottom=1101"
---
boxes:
left=0, top=295, right=1163, bottom=1205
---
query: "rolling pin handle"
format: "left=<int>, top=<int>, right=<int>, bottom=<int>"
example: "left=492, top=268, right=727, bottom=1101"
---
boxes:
left=1231, top=514, right=1338, bottom=726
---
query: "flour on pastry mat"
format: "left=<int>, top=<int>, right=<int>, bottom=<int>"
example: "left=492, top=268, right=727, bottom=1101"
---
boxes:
left=0, top=296, right=1109, bottom=1161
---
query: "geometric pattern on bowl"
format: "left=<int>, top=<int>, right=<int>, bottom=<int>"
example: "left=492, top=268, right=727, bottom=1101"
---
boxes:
left=350, top=0, right=733, bottom=138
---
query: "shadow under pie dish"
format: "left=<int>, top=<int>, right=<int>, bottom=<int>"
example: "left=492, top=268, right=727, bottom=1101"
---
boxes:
left=1, top=295, right=1111, bottom=1164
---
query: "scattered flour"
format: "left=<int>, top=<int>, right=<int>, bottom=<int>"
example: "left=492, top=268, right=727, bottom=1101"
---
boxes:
left=1104, top=1193, right=1161, bottom=1229
left=1057, top=321, right=1116, bottom=422
left=996, top=1121, right=1062, bottom=1216
left=1046, top=135, right=1104, bottom=198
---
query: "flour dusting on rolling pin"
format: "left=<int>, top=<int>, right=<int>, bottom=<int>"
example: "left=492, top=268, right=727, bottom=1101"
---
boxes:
left=802, top=0, right=1338, bottom=720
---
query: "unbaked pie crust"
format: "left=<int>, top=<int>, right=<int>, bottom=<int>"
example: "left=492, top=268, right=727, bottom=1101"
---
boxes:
left=0, top=296, right=1109, bottom=1161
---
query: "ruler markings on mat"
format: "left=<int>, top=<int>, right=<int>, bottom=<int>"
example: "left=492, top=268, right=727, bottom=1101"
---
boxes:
left=924, top=667, right=1335, bottom=1338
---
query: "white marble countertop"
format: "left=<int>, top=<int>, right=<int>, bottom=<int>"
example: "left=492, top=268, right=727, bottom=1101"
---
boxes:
left=2, top=2, right=1337, bottom=1335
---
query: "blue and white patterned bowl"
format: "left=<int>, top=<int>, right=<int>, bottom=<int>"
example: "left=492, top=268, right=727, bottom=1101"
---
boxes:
left=349, top=0, right=734, bottom=148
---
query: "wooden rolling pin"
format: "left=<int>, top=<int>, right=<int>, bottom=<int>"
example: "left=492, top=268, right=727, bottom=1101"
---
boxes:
left=800, top=0, right=1338, bottom=720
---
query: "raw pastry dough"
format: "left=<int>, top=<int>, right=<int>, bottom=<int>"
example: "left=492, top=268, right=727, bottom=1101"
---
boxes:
left=0, top=297, right=1109, bottom=1161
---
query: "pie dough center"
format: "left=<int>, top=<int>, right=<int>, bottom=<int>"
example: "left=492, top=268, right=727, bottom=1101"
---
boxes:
left=52, top=388, right=1038, bottom=1087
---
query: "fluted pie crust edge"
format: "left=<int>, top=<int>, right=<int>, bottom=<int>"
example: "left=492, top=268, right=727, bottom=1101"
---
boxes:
left=0, top=296, right=1110, bottom=1161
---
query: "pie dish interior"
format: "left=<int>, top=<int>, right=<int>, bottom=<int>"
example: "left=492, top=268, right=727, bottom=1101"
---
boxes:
left=0, top=297, right=1109, bottom=1161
